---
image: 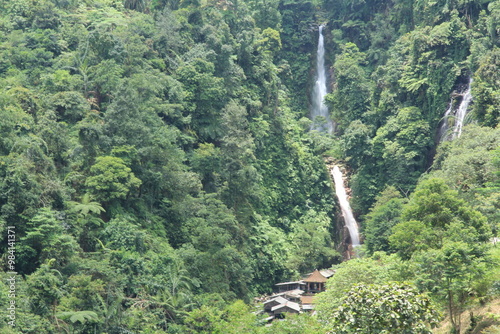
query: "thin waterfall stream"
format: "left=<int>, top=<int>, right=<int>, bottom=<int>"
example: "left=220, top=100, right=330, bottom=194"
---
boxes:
left=454, top=78, right=473, bottom=138
left=331, top=166, right=360, bottom=247
left=311, top=25, right=334, bottom=133
left=438, top=98, right=454, bottom=141
left=439, top=78, right=473, bottom=141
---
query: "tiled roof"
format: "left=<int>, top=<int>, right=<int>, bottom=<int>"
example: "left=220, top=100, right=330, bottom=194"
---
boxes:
left=300, top=295, right=314, bottom=304
left=263, top=296, right=288, bottom=306
left=271, top=301, right=301, bottom=313
left=283, top=289, right=304, bottom=298
left=275, top=280, right=306, bottom=286
left=303, top=269, right=327, bottom=283
left=320, top=269, right=335, bottom=278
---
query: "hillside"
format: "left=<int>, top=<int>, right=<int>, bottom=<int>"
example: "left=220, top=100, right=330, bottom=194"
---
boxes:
left=434, top=298, right=500, bottom=334
left=0, top=0, right=499, bottom=333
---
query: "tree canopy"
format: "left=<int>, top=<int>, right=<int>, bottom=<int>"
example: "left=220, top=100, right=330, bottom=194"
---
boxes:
left=0, top=0, right=499, bottom=332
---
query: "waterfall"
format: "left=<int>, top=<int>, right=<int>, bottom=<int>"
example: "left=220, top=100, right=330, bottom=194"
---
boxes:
left=454, top=78, right=473, bottom=138
left=437, top=98, right=454, bottom=141
left=331, top=166, right=360, bottom=247
left=439, top=78, right=473, bottom=141
left=311, top=25, right=334, bottom=134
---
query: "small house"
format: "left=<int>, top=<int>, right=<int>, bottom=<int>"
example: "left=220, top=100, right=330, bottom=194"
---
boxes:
left=270, top=300, right=301, bottom=315
left=303, top=269, right=327, bottom=293
left=263, top=296, right=289, bottom=312
left=275, top=280, right=306, bottom=293
left=300, top=295, right=315, bottom=312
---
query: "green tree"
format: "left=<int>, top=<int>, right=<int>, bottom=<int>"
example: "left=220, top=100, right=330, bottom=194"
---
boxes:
left=390, top=220, right=436, bottom=260
left=327, top=43, right=370, bottom=132
left=432, top=125, right=500, bottom=193
left=389, top=178, right=491, bottom=259
left=58, top=274, right=106, bottom=315
left=26, top=260, right=64, bottom=317
left=85, top=156, right=142, bottom=204
left=484, top=146, right=500, bottom=236
left=326, top=283, right=439, bottom=334
left=215, top=300, right=258, bottom=334
left=412, top=240, right=490, bottom=334
left=257, top=313, right=327, bottom=334
left=220, top=100, right=262, bottom=221
left=184, top=304, right=224, bottom=334
left=286, top=209, right=340, bottom=274
left=0, top=153, right=43, bottom=228
left=55, top=310, right=99, bottom=334
left=371, top=106, right=432, bottom=191
left=315, top=254, right=400, bottom=314
left=19, top=207, right=79, bottom=273
left=190, top=143, right=222, bottom=193
left=389, top=177, right=493, bottom=333
left=341, top=120, right=373, bottom=169
left=175, top=58, right=226, bottom=140
left=68, top=193, right=105, bottom=218
left=247, top=0, right=281, bottom=30
left=256, top=28, right=282, bottom=54
left=363, top=186, right=405, bottom=254
left=472, top=48, right=500, bottom=128
left=184, top=300, right=260, bottom=334
left=431, top=125, right=500, bottom=236
left=401, top=178, right=490, bottom=240
left=178, top=244, right=252, bottom=301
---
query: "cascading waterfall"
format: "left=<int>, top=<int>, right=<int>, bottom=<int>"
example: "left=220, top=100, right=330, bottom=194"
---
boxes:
left=331, top=166, right=360, bottom=247
left=313, top=27, right=358, bottom=248
left=439, top=78, right=473, bottom=141
left=311, top=25, right=334, bottom=134
left=438, top=98, right=454, bottom=141
left=454, top=78, right=473, bottom=138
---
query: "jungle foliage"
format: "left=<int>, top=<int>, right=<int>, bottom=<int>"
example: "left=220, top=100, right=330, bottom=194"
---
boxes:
left=0, top=0, right=499, bottom=332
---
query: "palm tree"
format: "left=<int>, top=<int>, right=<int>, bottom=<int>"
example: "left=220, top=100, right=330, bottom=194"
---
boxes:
left=132, top=262, right=199, bottom=328
left=55, top=311, right=99, bottom=334
left=68, top=193, right=105, bottom=218
left=68, top=193, right=105, bottom=251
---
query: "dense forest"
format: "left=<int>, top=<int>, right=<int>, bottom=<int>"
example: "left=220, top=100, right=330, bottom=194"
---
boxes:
left=0, top=0, right=499, bottom=332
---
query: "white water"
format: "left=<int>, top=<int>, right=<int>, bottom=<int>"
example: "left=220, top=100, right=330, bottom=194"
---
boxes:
left=439, top=78, right=473, bottom=141
left=311, top=25, right=334, bottom=134
left=331, top=166, right=360, bottom=247
left=453, top=78, right=473, bottom=138
left=438, top=98, right=454, bottom=141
